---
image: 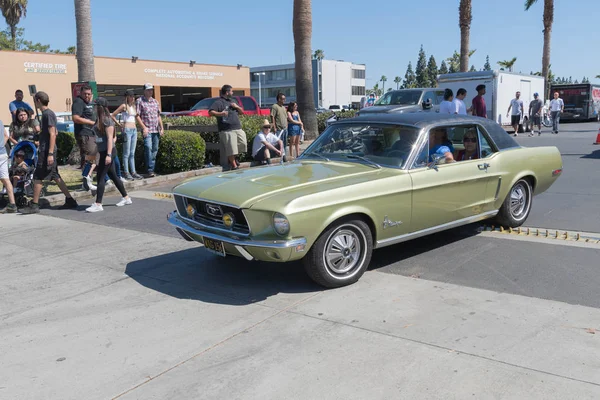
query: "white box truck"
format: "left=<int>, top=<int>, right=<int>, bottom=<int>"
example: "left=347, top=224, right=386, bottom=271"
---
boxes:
left=437, top=71, right=546, bottom=132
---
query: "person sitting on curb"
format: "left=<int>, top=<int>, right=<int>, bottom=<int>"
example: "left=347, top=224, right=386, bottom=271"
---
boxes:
left=251, top=119, right=285, bottom=165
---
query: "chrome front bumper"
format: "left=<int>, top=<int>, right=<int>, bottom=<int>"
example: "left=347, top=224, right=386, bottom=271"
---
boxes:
left=167, top=211, right=307, bottom=261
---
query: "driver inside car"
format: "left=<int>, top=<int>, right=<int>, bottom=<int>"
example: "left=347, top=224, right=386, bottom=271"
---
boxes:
left=429, top=128, right=455, bottom=163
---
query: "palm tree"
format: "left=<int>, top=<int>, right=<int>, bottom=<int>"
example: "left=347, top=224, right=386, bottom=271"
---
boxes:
left=459, top=0, right=472, bottom=72
left=74, top=0, right=95, bottom=81
left=0, top=0, right=27, bottom=50
left=293, top=0, right=317, bottom=139
left=595, top=75, right=600, bottom=79
left=497, top=57, right=517, bottom=72
left=394, top=76, right=401, bottom=90
left=380, top=75, right=387, bottom=93
left=525, top=0, right=553, bottom=98
left=312, top=49, right=325, bottom=60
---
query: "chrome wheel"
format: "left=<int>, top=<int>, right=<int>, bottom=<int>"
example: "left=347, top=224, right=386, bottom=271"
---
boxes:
left=509, top=181, right=530, bottom=221
left=323, top=224, right=367, bottom=279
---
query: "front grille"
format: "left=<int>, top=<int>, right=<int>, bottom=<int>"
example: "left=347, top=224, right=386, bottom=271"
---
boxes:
left=174, top=195, right=250, bottom=235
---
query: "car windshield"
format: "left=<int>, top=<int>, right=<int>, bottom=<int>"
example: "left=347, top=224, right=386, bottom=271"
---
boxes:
left=191, top=98, right=217, bottom=111
left=374, top=90, right=422, bottom=106
left=300, top=123, right=421, bottom=169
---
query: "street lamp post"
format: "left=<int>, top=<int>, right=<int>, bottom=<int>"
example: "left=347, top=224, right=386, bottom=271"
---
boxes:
left=254, top=72, right=266, bottom=107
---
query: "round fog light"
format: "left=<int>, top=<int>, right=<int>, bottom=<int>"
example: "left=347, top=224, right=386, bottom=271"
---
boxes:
left=223, top=212, right=235, bottom=228
left=186, top=204, right=196, bottom=218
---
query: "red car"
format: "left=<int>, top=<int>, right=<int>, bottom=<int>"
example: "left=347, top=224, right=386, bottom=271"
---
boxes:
left=165, top=95, right=270, bottom=117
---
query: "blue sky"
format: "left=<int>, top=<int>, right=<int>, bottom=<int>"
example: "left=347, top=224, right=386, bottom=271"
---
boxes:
left=15, top=0, right=600, bottom=88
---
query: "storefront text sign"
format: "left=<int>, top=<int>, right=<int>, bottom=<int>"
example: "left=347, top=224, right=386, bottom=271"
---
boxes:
left=24, top=62, right=67, bottom=74
left=144, top=68, right=224, bottom=80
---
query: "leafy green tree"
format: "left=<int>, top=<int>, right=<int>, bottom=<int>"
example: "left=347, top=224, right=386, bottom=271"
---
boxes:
left=582, top=76, right=589, bottom=83
left=483, top=55, right=492, bottom=71
left=469, top=65, right=477, bottom=72
left=415, top=45, right=430, bottom=87
left=0, top=0, right=27, bottom=50
left=402, top=62, right=417, bottom=89
left=439, top=60, right=449, bottom=75
left=525, top=0, right=554, bottom=99
left=312, top=49, right=324, bottom=60
left=380, top=75, right=387, bottom=93
left=497, top=57, right=517, bottom=72
left=393, top=76, right=401, bottom=90
left=426, top=55, right=438, bottom=87
left=0, top=27, right=74, bottom=53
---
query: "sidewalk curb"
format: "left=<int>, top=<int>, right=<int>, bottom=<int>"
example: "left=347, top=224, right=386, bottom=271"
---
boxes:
left=41, top=157, right=285, bottom=207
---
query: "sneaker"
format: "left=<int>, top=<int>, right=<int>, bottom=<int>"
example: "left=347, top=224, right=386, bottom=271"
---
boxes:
left=132, top=173, right=143, bottom=180
left=123, top=172, right=134, bottom=181
left=0, top=187, right=6, bottom=195
left=513, top=133, right=518, bottom=137
left=59, top=197, right=78, bottom=210
left=528, top=132, right=534, bottom=137
left=19, top=202, right=40, bottom=214
left=119, top=176, right=128, bottom=184
left=83, top=176, right=97, bottom=191
left=0, top=203, right=18, bottom=214
left=146, top=171, right=156, bottom=178
left=85, top=203, right=103, bottom=213
left=538, top=131, right=541, bottom=136
left=116, top=197, right=133, bottom=207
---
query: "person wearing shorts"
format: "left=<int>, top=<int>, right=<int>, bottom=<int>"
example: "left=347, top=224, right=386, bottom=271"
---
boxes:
left=0, top=119, right=18, bottom=213
left=19, top=92, right=78, bottom=214
left=506, top=91, right=524, bottom=136
left=252, top=119, right=284, bottom=164
left=529, top=92, right=543, bottom=136
left=72, top=84, right=98, bottom=191
left=209, top=85, right=247, bottom=170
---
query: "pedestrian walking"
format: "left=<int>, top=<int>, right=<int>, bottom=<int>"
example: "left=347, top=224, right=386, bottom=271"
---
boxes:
left=549, top=91, right=564, bottom=134
left=529, top=92, right=544, bottom=136
left=9, top=89, right=34, bottom=123
left=72, top=84, right=98, bottom=190
left=471, top=84, right=487, bottom=118
left=136, top=83, right=163, bottom=177
left=286, top=102, right=303, bottom=158
left=507, top=91, right=524, bottom=136
left=208, top=85, right=247, bottom=170
left=452, top=88, right=468, bottom=115
left=19, top=92, right=78, bottom=214
left=111, top=90, right=142, bottom=180
left=439, top=89, right=454, bottom=114
left=9, top=108, right=39, bottom=145
left=0, top=119, right=18, bottom=213
left=85, top=97, right=132, bottom=213
left=270, top=93, right=288, bottom=152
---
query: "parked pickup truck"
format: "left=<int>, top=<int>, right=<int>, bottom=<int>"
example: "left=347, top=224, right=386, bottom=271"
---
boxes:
left=164, top=96, right=270, bottom=117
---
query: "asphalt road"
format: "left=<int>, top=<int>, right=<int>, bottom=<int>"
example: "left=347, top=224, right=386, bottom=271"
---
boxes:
left=33, top=121, right=600, bottom=309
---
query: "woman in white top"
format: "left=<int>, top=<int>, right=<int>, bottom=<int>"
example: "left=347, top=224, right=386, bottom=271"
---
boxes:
left=111, top=90, right=142, bottom=180
left=439, top=88, right=454, bottom=114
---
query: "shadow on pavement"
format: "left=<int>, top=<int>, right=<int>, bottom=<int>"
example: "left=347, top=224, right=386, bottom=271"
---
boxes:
left=125, top=247, right=321, bottom=305
left=581, top=149, right=600, bottom=159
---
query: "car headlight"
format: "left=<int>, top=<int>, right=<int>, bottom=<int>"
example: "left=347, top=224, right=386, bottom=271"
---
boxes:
left=273, top=213, right=290, bottom=236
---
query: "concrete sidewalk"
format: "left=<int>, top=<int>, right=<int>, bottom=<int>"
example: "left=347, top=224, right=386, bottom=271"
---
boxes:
left=1, top=214, right=600, bottom=399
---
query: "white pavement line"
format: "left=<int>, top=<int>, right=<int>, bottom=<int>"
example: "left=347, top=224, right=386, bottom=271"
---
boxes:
left=111, top=291, right=323, bottom=400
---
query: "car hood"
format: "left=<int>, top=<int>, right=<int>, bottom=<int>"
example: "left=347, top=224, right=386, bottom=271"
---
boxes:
left=173, top=160, right=384, bottom=209
left=359, top=104, right=421, bottom=114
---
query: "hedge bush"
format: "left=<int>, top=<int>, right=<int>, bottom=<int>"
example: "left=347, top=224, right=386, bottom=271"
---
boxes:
left=57, top=131, right=76, bottom=165
left=153, top=130, right=206, bottom=174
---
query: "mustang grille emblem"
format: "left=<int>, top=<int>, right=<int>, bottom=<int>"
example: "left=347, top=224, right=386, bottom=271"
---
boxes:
left=205, top=204, right=223, bottom=217
left=383, top=216, right=402, bottom=229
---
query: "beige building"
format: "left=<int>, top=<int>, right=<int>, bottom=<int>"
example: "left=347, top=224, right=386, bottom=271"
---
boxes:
left=0, top=50, right=250, bottom=121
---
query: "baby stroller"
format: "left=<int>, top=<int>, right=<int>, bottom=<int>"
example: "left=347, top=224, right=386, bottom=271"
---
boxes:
left=6, top=141, right=40, bottom=207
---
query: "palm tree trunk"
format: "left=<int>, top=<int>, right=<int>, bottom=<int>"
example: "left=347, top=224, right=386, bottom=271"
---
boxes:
left=542, top=0, right=553, bottom=99
left=459, top=0, right=472, bottom=73
left=10, top=24, right=16, bottom=50
left=293, top=0, right=317, bottom=139
left=74, top=0, right=95, bottom=82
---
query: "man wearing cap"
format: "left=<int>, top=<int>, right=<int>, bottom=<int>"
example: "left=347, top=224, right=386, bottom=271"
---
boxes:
left=209, top=85, right=247, bottom=170
left=529, top=92, right=544, bottom=136
left=136, top=83, right=163, bottom=177
left=252, top=119, right=284, bottom=165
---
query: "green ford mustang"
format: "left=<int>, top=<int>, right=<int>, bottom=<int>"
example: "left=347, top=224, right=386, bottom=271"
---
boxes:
left=168, top=113, right=562, bottom=288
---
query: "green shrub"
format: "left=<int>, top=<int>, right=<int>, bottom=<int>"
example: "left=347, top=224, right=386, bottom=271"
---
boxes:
left=57, top=131, right=76, bottom=165
left=317, top=110, right=359, bottom=133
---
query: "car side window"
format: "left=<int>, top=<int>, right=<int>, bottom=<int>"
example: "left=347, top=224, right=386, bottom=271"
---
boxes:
left=411, top=125, right=458, bottom=169
left=477, top=126, right=496, bottom=158
left=240, top=97, right=256, bottom=111
left=434, top=90, right=445, bottom=105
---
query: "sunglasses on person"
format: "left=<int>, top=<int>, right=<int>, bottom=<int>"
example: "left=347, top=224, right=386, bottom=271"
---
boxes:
left=463, top=137, right=477, bottom=143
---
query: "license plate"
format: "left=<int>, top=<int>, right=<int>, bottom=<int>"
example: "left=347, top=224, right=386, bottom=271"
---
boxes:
left=203, top=237, right=226, bottom=257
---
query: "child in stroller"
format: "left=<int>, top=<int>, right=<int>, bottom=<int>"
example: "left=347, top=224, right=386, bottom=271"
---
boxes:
left=7, top=140, right=38, bottom=207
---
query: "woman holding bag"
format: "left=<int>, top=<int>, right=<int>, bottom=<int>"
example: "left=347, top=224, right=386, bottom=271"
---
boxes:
left=111, top=89, right=142, bottom=180
left=86, top=97, right=132, bottom=213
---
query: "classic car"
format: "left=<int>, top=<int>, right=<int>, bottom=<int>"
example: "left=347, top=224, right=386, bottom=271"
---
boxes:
left=167, top=113, right=563, bottom=288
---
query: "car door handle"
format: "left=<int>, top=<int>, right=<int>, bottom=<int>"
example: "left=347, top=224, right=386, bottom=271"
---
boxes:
left=478, top=163, right=490, bottom=170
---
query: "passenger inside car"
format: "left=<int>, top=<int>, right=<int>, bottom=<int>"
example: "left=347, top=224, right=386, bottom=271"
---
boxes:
left=429, top=128, right=455, bottom=163
left=455, top=131, right=480, bottom=161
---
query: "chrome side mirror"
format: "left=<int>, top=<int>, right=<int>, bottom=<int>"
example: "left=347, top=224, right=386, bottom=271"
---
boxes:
left=422, top=99, right=433, bottom=110
left=427, top=154, right=444, bottom=170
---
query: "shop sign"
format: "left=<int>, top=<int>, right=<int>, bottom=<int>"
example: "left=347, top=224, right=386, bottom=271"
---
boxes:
left=24, top=62, right=67, bottom=74
left=144, top=68, right=224, bottom=80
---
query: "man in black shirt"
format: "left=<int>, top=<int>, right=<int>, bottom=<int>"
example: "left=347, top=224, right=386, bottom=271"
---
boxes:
left=72, top=85, right=98, bottom=191
left=209, top=85, right=247, bottom=170
left=20, top=92, right=78, bottom=214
